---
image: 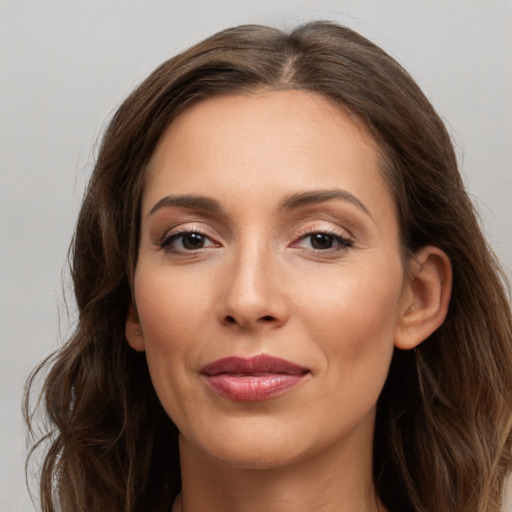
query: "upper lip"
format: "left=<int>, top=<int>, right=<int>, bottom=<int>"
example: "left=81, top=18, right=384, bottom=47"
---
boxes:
left=200, top=354, right=309, bottom=376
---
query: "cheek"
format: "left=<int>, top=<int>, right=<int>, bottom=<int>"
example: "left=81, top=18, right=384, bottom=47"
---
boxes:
left=135, top=265, right=211, bottom=347
left=296, top=256, right=404, bottom=378
left=132, top=267, right=213, bottom=411
left=301, top=257, right=402, bottom=331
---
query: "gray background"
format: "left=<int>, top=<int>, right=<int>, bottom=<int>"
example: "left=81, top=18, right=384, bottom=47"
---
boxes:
left=1, top=1, right=511, bottom=510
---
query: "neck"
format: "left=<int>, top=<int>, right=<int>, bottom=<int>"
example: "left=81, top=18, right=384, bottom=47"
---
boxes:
left=174, top=429, right=384, bottom=512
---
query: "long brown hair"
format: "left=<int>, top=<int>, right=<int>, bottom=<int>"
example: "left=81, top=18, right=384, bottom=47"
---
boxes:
left=25, top=21, right=512, bottom=512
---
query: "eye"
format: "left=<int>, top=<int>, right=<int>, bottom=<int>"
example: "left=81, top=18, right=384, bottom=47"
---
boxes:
left=160, top=231, right=217, bottom=253
left=294, top=231, right=353, bottom=251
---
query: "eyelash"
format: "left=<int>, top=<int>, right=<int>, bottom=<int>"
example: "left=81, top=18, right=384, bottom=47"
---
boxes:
left=292, top=229, right=353, bottom=252
left=158, top=227, right=353, bottom=255
left=159, top=229, right=217, bottom=254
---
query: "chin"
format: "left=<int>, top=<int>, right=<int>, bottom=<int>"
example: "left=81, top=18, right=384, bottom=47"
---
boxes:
left=180, top=416, right=316, bottom=470
left=195, top=442, right=308, bottom=471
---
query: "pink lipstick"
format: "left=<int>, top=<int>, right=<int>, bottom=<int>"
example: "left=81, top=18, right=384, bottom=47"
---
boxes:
left=200, top=355, right=309, bottom=402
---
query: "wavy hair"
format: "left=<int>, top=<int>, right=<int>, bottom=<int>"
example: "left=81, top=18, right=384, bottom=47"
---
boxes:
left=25, top=21, right=512, bottom=512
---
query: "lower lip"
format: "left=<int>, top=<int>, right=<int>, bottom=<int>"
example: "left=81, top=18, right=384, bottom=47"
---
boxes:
left=203, top=373, right=307, bottom=401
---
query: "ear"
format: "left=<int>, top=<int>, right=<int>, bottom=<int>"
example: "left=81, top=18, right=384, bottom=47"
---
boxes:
left=394, top=246, right=452, bottom=350
left=125, top=303, right=145, bottom=352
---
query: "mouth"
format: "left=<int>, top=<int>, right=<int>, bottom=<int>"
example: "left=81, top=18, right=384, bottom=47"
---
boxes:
left=200, top=354, right=310, bottom=402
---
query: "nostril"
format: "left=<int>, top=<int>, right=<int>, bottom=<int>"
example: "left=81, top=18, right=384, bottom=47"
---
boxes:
left=223, top=314, right=276, bottom=326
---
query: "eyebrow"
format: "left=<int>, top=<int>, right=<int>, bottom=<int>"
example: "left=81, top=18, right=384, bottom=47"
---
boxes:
left=149, top=195, right=222, bottom=216
left=148, top=188, right=371, bottom=218
left=281, top=189, right=371, bottom=217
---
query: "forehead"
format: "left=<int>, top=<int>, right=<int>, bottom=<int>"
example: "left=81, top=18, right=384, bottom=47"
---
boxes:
left=143, top=90, right=395, bottom=223
left=149, top=90, right=379, bottom=164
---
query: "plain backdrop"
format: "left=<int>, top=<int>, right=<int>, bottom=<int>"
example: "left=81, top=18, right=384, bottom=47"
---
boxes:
left=1, top=1, right=511, bottom=510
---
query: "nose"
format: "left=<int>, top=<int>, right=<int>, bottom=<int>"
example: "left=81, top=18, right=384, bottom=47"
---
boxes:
left=217, top=244, right=289, bottom=330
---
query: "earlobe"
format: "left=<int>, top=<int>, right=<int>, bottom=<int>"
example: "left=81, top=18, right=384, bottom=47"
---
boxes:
left=125, top=303, right=145, bottom=352
left=394, top=246, right=452, bottom=350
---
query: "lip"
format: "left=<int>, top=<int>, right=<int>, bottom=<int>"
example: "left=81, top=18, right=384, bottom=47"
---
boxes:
left=200, top=355, right=310, bottom=402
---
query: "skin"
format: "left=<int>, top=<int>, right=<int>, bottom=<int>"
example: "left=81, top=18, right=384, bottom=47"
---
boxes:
left=126, top=90, right=452, bottom=512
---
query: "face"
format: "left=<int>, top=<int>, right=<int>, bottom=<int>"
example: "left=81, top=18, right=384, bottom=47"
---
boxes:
left=128, top=90, right=411, bottom=471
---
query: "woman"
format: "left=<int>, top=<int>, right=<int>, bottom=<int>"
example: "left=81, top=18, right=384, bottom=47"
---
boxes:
left=25, top=21, right=512, bottom=512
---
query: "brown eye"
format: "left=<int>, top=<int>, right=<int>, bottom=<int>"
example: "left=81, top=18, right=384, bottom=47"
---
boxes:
left=310, top=233, right=335, bottom=249
left=160, top=231, right=217, bottom=253
left=296, top=232, right=353, bottom=251
left=181, top=232, right=206, bottom=249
